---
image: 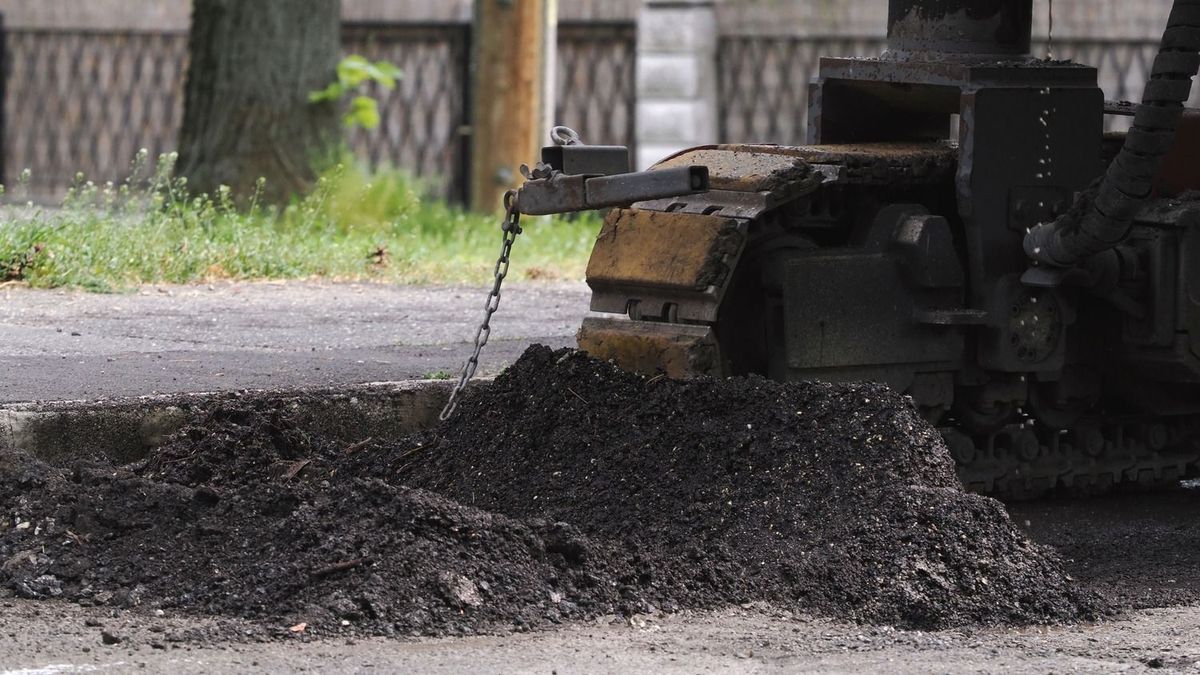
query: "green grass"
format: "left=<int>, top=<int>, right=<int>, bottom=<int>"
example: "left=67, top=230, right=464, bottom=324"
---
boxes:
left=0, top=152, right=598, bottom=291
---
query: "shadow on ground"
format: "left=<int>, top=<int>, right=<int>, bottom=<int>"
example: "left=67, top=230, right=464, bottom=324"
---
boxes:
left=1010, top=485, right=1200, bottom=608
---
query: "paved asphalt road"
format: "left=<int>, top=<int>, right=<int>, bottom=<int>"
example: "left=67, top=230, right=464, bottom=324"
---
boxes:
left=5, top=281, right=1200, bottom=673
left=2, top=600, right=1198, bottom=674
left=0, top=281, right=590, bottom=402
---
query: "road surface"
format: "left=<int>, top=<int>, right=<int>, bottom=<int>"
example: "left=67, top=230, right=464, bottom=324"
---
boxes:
left=0, top=281, right=590, bottom=402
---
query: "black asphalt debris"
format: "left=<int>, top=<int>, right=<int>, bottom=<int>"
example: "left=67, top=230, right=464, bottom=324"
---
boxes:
left=1, top=346, right=1100, bottom=636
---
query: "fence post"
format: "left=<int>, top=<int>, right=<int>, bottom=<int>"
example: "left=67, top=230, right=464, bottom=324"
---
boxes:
left=469, top=0, right=556, bottom=212
left=634, top=0, right=717, bottom=170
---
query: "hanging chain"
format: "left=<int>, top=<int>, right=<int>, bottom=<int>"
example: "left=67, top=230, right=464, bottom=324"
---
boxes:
left=1046, top=0, right=1054, bottom=60
left=439, top=190, right=523, bottom=421
left=438, top=127, right=584, bottom=421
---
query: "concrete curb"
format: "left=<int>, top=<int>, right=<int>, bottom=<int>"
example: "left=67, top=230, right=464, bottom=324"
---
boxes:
left=0, top=381, right=456, bottom=464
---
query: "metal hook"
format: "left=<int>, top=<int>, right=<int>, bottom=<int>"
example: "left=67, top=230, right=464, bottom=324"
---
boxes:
left=551, top=126, right=583, bottom=147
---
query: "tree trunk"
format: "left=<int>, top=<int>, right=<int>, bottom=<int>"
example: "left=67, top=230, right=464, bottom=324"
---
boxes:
left=176, top=0, right=342, bottom=204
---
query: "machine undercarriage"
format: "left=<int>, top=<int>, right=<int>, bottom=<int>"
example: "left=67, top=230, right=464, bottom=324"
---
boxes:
left=564, top=0, right=1200, bottom=498
left=577, top=143, right=1200, bottom=497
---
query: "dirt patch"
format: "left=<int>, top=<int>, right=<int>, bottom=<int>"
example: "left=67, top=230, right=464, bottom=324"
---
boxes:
left=1, top=346, right=1100, bottom=637
left=0, top=408, right=639, bottom=638
left=398, top=346, right=1100, bottom=628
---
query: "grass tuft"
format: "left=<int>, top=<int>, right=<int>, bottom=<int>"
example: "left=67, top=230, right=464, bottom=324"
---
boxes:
left=0, top=152, right=598, bottom=291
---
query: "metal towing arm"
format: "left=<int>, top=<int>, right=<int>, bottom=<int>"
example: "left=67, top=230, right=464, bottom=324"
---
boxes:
left=439, top=127, right=709, bottom=419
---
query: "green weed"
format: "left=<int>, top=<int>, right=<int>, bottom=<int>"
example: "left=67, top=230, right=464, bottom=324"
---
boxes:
left=0, top=152, right=598, bottom=291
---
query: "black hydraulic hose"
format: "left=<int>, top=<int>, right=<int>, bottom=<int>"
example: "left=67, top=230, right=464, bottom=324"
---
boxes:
left=1025, top=0, right=1200, bottom=267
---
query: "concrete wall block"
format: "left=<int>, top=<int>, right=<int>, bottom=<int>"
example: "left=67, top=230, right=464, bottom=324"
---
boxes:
left=0, top=0, right=641, bottom=30
left=637, top=54, right=707, bottom=99
left=638, top=8, right=718, bottom=53
left=343, top=0, right=472, bottom=23
left=635, top=0, right=719, bottom=169
left=638, top=100, right=714, bottom=145
left=0, top=0, right=1177, bottom=38
left=638, top=143, right=692, bottom=171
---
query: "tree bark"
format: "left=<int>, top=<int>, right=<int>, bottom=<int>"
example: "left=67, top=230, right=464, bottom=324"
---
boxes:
left=176, top=0, right=342, bottom=204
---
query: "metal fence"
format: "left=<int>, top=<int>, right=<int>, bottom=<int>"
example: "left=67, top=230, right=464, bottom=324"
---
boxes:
left=3, top=28, right=188, bottom=199
left=716, top=36, right=1200, bottom=145
left=556, top=22, right=637, bottom=159
left=342, top=23, right=471, bottom=201
left=1043, top=38, right=1200, bottom=129
left=0, top=20, right=638, bottom=203
left=9, top=24, right=1181, bottom=202
left=716, top=36, right=884, bottom=146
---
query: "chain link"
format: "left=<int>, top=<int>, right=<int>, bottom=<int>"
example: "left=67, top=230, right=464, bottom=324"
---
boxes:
left=439, top=190, right=523, bottom=421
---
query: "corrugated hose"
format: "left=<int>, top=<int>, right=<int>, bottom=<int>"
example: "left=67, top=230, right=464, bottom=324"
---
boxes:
left=1024, top=0, right=1200, bottom=268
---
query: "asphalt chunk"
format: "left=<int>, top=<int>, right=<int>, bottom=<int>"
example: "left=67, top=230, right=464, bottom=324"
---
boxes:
left=0, top=346, right=1101, bottom=636
left=400, top=346, right=1101, bottom=628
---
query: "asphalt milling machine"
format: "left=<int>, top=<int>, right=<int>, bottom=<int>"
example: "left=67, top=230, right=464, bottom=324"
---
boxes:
left=454, top=0, right=1200, bottom=500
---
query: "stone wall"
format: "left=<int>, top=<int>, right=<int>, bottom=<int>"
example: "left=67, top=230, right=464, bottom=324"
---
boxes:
left=0, top=0, right=641, bottom=30
left=0, top=0, right=191, bottom=31
left=1030, top=0, right=1176, bottom=39
left=0, top=0, right=1186, bottom=183
left=636, top=0, right=718, bottom=169
left=717, top=0, right=886, bottom=36
left=715, top=0, right=1176, bottom=38
left=0, top=0, right=1178, bottom=37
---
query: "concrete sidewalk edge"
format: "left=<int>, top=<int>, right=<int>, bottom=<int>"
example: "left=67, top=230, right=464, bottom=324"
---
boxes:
left=0, top=381, right=457, bottom=464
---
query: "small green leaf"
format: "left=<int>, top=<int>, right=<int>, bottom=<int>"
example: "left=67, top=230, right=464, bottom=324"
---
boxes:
left=364, top=60, right=403, bottom=89
left=345, top=96, right=381, bottom=130
left=308, top=82, right=344, bottom=103
left=313, top=56, right=403, bottom=123
left=336, top=55, right=373, bottom=88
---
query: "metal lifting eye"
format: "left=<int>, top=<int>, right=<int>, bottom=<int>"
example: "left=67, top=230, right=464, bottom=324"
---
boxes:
left=551, top=126, right=582, bottom=147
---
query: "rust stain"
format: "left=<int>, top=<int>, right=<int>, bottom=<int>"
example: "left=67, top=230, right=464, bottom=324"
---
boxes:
left=576, top=318, right=720, bottom=379
left=586, top=209, right=742, bottom=292
left=651, top=142, right=957, bottom=192
left=653, top=148, right=816, bottom=196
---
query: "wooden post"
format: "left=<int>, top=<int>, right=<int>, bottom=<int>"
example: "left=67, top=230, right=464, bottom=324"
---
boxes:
left=470, top=0, right=556, bottom=212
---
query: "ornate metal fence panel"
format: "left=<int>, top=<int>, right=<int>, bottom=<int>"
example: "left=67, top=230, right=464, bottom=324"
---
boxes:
left=342, top=23, right=471, bottom=202
left=716, top=36, right=884, bottom=146
left=4, top=25, right=1185, bottom=203
left=1038, top=39, right=1200, bottom=127
left=1, top=23, right=472, bottom=202
left=1043, top=39, right=1157, bottom=105
left=717, top=36, right=1193, bottom=145
left=3, top=29, right=189, bottom=200
left=556, top=22, right=637, bottom=158
left=0, top=22, right=633, bottom=204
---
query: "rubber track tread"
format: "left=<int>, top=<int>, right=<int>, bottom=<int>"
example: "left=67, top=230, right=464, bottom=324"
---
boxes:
left=1143, top=79, right=1195, bottom=104
left=1133, top=104, right=1185, bottom=131
left=1152, top=51, right=1200, bottom=76
left=1162, top=26, right=1200, bottom=50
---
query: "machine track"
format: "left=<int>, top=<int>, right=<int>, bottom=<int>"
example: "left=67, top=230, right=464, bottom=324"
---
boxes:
left=578, top=143, right=1200, bottom=500
left=945, top=416, right=1200, bottom=500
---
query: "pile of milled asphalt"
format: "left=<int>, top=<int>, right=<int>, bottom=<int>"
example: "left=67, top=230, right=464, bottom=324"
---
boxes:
left=0, top=408, right=625, bottom=638
left=0, top=346, right=1099, bottom=636
left=399, top=346, right=1099, bottom=628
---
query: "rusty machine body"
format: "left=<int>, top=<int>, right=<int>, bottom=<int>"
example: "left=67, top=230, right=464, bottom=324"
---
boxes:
left=458, top=0, right=1200, bottom=494
left=496, top=0, right=1200, bottom=497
